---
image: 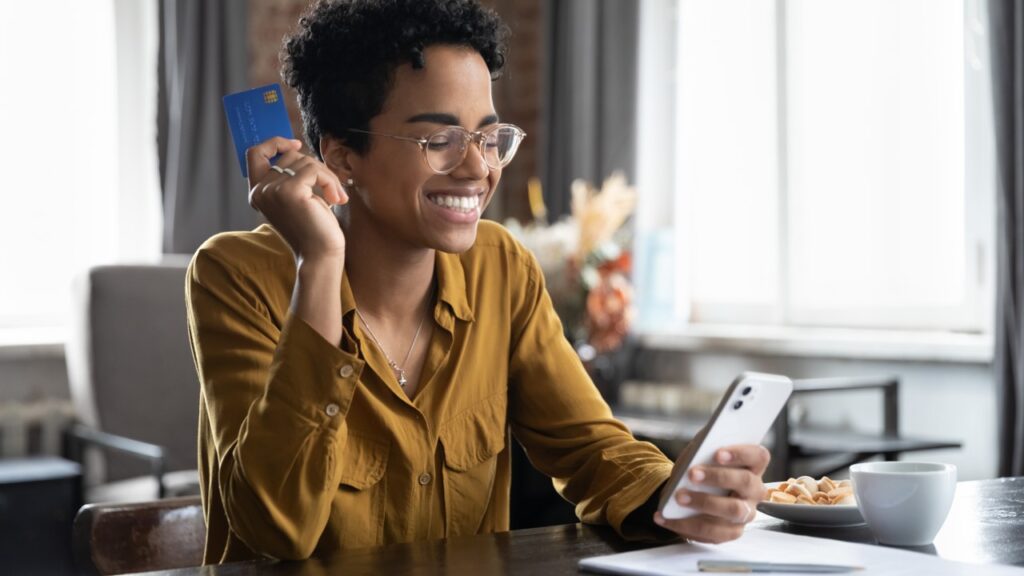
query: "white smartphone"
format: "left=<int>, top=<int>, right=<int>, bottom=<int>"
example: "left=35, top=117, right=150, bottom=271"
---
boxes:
left=658, top=371, right=793, bottom=520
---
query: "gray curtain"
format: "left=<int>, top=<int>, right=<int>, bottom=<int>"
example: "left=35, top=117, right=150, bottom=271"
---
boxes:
left=541, top=0, right=639, bottom=221
left=991, top=0, right=1024, bottom=477
left=158, top=0, right=255, bottom=254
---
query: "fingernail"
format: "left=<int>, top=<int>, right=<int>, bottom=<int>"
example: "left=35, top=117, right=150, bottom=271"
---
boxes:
left=718, top=451, right=733, bottom=463
left=677, top=491, right=692, bottom=505
left=691, top=469, right=705, bottom=483
left=654, top=513, right=665, bottom=526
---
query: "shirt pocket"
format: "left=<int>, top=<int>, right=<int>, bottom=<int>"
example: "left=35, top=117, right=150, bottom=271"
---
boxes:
left=439, top=393, right=507, bottom=537
left=326, top=431, right=389, bottom=549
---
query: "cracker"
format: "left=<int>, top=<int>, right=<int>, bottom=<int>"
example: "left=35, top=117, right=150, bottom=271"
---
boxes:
left=763, top=475, right=857, bottom=507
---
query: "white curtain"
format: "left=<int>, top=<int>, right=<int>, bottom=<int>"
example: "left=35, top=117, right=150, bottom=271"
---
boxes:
left=0, top=0, right=162, bottom=330
left=114, top=0, right=164, bottom=262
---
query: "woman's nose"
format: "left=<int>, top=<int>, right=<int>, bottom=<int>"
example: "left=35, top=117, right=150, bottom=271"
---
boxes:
left=450, top=137, right=490, bottom=179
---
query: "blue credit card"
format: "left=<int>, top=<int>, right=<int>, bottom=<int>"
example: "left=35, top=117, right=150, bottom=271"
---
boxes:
left=223, top=83, right=294, bottom=177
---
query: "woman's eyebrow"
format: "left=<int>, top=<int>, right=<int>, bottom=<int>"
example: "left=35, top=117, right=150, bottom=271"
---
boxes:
left=406, top=112, right=460, bottom=125
left=406, top=112, right=501, bottom=128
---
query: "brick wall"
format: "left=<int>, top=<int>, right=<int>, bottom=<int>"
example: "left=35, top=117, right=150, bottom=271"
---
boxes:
left=479, top=0, right=541, bottom=223
left=247, top=0, right=309, bottom=147
left=247, top=0, right=540, bottom=223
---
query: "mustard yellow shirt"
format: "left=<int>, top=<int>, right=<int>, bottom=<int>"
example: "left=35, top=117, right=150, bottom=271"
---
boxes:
left=186, top=220, right=673, bottom=563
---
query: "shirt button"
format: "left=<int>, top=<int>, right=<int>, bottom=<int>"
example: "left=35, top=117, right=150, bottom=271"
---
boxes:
left=418, top=473, right=432, bottom=486
left=338, top=364, right=354, bottom=378
left=325, top=403, right=340, bottom=417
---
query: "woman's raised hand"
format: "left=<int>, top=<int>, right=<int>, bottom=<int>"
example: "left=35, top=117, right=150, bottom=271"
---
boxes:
left=246, top=137, right=348, bottom=263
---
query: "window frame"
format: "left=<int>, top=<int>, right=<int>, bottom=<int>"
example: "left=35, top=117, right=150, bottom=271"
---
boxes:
left=633, top=0, right=995, bottom=337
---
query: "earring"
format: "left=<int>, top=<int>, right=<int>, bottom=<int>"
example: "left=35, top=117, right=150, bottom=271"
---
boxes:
left=345, top=178, right=354, bottom=188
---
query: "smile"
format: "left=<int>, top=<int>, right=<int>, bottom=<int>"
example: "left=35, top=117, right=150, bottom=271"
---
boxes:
left=428, top=194, right=481, bottom=214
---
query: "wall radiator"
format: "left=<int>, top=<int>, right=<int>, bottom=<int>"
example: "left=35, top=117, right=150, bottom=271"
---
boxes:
left=0, top=399, right=76, bottom=458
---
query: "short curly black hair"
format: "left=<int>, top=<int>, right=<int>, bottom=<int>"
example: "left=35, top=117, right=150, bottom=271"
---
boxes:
left=282, top=0, right=510, bottom=160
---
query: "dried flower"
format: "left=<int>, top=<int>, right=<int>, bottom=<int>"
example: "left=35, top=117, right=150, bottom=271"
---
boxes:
left=571, top=171, right=636, bottom=265
left=507, top=171, right=637, bottom=351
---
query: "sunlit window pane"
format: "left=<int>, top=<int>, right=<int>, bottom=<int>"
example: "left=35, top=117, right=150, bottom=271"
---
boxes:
left=678, top=0, right=779, bottom=307
left=0, top=1, right=118, bottom=327
left=786, top=0, right=965, bottom=311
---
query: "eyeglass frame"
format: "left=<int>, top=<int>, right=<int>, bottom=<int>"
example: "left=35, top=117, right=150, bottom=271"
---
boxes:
left=346, top=123, right=526, bottom=175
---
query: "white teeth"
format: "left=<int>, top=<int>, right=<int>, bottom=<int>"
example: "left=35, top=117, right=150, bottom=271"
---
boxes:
left=431, top=194, right=480, bottom=213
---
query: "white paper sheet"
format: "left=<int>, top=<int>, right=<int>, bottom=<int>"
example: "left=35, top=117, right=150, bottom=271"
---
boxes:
left=578, top=529, right=1024, bottom=575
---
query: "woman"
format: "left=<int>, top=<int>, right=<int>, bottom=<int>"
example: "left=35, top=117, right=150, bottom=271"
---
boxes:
left=186, top=0, right=769, bottom=564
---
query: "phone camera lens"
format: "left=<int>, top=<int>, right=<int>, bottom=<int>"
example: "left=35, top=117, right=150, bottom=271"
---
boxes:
left=733, top=400, right=744, bottom=410
left=742, top=386, right=753, bottom=396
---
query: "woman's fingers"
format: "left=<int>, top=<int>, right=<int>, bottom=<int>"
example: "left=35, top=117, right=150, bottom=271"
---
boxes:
left=655, top=486, right=757, bottom=542
left=248, top=152, right=347, bottom=211
left=656, top=443, right=770, bottom=544
left=715, top=445, right=771, bottom=476
left=688, top=465, right=763, bottom=502
left=249, top=150, right=302, bottom=210
left=242, top=138, right=348, bottom=261
left=291, top=158, right=347, bottom=206
left=249, top=170, right=284, bottom=211
left=245, top=137, right=303, bottom=184
left=654, top=512, right=745, bottom=544
left=672, top=489, right=756, bottom=524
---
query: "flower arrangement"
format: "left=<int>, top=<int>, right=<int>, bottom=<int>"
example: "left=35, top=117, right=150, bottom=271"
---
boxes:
left=506, top=171, right=637, bottom=353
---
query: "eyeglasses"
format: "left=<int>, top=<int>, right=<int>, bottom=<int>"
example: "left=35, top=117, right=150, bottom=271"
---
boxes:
left=347, top=123, right=526, bottom=175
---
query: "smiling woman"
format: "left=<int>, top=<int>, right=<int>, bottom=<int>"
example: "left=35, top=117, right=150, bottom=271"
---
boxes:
left=185, top=0, right=773, bottom=565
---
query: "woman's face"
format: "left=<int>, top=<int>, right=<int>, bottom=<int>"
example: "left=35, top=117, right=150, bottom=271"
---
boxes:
left=346, top=44, right=502, bottom=254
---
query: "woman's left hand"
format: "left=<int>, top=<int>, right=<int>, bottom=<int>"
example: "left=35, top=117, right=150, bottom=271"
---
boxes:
left=654, top=444, right=770, bottom=543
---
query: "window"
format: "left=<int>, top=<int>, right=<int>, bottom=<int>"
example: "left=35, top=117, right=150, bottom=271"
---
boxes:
left=0, top=0, right=162, bottom=333
left=634, top=0, right=994, bottom=334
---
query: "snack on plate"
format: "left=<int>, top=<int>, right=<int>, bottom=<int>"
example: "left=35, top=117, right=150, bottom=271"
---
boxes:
left=763, top=476, right=856, bottom=506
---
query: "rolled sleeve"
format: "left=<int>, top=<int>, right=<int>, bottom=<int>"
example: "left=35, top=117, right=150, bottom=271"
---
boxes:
left=188, top=244, right=360, bottom=560
left=262, top=314, right=364, bottom=429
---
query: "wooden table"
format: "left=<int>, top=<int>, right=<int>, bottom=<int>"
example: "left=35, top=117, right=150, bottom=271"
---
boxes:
left=137, top=478, right=1024, bottom=575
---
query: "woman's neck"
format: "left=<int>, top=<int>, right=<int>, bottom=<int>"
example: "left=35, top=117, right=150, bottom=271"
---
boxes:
left=341, top=212, right=436, bottom=323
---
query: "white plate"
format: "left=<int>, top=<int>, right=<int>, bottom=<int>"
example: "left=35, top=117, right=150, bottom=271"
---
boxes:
left=757, top=481, right=865, bottom=527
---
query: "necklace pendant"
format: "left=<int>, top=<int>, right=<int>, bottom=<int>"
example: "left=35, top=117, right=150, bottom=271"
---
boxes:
left=398, top=370, right=408, bottom=387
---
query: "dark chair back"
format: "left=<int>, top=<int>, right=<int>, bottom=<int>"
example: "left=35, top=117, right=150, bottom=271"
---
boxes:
left=72, top=496, right=205, bottom=575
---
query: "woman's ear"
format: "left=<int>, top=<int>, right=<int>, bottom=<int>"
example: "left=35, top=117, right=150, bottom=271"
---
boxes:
left=320, top=135, right=357, bottom=181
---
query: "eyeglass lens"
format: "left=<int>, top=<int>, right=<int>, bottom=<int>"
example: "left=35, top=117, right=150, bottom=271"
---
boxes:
left=425, top=125, right=523, bottom=174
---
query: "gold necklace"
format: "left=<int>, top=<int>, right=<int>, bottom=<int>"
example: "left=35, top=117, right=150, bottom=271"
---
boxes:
left=355, top=307, right=428, bottom=388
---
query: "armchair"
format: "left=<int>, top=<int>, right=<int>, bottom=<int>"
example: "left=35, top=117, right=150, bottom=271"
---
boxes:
left=64, top=257, right=201, bottom=502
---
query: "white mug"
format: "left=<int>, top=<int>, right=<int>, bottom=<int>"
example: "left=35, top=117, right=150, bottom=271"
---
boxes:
left=850, top=461, right=957, bottom=546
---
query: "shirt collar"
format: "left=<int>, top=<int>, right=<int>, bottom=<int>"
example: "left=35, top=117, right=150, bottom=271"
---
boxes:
left=339, top=251, right=474, bottom=323
left=340, top=270, right=357, bottom=318
left=435, top=250, right=474, bottom=323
